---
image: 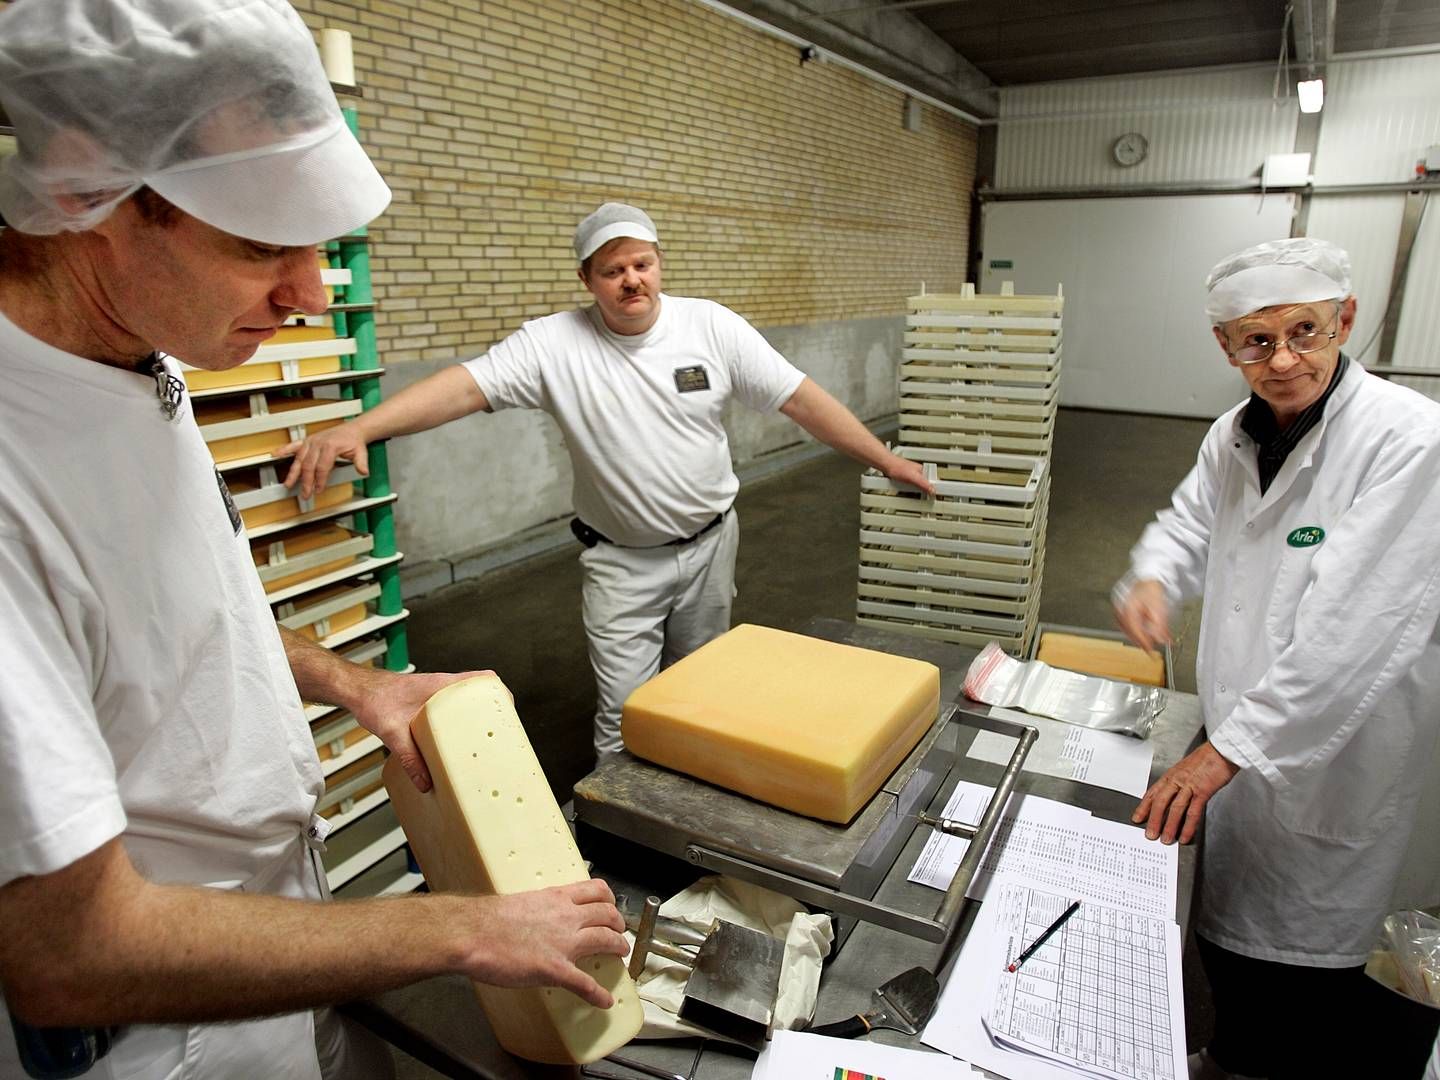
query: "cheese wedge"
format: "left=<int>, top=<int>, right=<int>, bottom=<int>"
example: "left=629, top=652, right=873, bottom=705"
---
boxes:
left=621, top=624, right=941, bottom=823
left=383, top=676, right=643, bottom=1064
left=1036, top=631, right=1166, bottom=687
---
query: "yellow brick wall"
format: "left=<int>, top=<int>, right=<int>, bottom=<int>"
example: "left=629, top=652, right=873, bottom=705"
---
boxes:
left=286, top=0, right=977, bottom=362
left=0, top=0, right=976, bottom=363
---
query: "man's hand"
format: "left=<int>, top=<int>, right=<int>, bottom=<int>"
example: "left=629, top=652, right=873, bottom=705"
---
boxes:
left=280, top=423, right=369, bottom=499
left=1132, top=741, right=1239, bottom=845
left=883, top=454, right=936, bottom=496
left=460, top=879, right=630, bottom=1009
left=1115, top=578, right=1173, bottom=656
left=348, top=668, right=493, bottom=793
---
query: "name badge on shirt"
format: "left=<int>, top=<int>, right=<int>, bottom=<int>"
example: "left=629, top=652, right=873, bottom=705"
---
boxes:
left=673, top=365, right=711, bottom=393
left=215, top=469, right=243, bottom=536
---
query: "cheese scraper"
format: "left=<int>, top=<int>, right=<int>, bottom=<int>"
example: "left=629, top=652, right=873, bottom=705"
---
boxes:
left=808, top=966, right=939, bottom=1039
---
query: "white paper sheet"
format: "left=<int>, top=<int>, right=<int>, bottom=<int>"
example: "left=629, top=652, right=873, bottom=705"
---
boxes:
left=982, top=881, right=1186, bottom=1080
left=753, top=1029, right=978, bottom=1079
left=907, top=781, right=1090, bottom=894
left=967, top=708, right=1156, bottom=798
left=907, top=782, right=1178, bottom=920
left=922, top=878, right=1082, bottom=1080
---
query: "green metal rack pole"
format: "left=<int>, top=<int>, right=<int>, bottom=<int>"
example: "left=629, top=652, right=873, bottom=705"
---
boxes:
left=337, top=103, right=407, bottom=671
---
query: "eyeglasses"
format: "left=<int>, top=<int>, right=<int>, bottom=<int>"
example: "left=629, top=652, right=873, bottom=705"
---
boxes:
left=1226, top=307, right=1340, bottom=366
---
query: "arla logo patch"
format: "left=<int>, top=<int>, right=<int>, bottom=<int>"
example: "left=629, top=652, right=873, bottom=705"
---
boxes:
left=1287, top=526, right=1325, bottom=548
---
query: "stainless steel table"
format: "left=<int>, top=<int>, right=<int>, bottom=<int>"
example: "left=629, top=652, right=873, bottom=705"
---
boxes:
left=356, top=618, right=1205, bottom=1079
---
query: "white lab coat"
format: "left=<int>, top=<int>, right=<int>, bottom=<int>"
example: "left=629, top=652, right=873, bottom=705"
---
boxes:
left=1127, top=363, right=1440, bottom=966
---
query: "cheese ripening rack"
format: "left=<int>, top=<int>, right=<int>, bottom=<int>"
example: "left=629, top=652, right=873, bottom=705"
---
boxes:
left=858, top=445, right=1048, bottom=657
left=177, top=75, right=416, bottom=899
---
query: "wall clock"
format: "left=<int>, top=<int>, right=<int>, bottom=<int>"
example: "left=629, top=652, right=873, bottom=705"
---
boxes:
left=1112, top=132, right=1149, bottom=167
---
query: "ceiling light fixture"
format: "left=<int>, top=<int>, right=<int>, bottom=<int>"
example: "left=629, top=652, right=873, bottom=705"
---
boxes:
left=1296, top=0, right=1324, bottom=113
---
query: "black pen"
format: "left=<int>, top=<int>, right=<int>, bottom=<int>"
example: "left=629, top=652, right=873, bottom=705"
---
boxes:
left=1007, top=900, right=1081, bottom=973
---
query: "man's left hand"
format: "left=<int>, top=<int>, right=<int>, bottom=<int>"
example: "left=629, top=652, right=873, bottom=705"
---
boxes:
left=884, top=455, right=936, bottom=496
left=1132, top=741, right=1239, bottom=845
left=349, top=669, right=492, bottom=792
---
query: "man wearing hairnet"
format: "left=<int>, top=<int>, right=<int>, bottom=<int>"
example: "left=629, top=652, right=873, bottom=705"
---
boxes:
left=1114, top=238, right=1440, bottom=1078
left=0, top=2, right=628, bottom=1077
left=283, top=201, right=935, bottom=764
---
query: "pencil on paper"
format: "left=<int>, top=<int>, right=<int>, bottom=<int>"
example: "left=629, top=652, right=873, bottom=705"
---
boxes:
left=1007, top=900, right=1081, bottom=973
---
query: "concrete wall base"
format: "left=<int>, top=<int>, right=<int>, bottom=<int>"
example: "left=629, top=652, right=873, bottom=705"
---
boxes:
left=397, top=415, right=899, bottom=601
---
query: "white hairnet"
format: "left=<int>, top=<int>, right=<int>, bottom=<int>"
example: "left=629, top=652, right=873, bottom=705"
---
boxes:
left=1205, top=237, right=1351, bottom=323
left=0, top=0, right=390, bottom=244
left=573, top=202, right=659, bottom=262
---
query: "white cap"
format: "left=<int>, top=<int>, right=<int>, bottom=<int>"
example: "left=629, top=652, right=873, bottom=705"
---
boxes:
left=0, top=0, right=391, bottom=245
left=573, top=202, right=659, bottom=263
left=1205, top=237, right=1351, bottom=323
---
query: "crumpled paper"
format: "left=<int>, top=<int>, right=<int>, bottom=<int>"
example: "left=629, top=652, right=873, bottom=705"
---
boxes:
left=627, top=874, right=833, bottom=1040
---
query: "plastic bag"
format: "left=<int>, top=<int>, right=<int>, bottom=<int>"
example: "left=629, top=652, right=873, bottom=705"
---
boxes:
left=1381, top=910, right=1440, bottom=1006
left=965, top=641, right=1165, bottom=739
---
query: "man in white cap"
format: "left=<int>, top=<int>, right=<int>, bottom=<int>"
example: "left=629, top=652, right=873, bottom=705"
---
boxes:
left=1114, top=237, right=1440, bottom=1078
left=0, top=2, right=628, bottom=1077
left=285, top=201, right=934, bottom=762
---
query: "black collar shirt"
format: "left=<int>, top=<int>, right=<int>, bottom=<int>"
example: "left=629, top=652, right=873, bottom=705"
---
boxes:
left=1238, top=353, right=1350, bottom=495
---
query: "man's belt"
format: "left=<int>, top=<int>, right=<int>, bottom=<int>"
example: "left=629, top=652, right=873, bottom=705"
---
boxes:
left=570, top=510, right=727, bottom=550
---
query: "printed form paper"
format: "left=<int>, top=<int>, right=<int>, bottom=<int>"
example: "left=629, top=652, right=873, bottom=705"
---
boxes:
left=982, top=881, right=1186, bottom=1080
left=967, top=707, right=1156, bottom=798
left=922, top=882, right=1083, bottom=1080
left=908, top=783, right=1178, bottom=920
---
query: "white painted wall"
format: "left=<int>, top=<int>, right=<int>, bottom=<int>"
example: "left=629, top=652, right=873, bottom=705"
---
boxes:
left=980, top=195, right=1296, bottom=417
left=996, top=67, right=1299, bottom=190
left=992, top=54, right=1440, bottom=413
left=1309, top=53, right=1440, bottom=383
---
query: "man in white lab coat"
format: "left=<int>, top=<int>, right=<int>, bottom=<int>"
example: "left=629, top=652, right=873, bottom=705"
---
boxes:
left=1114, top=238, right=1440, bottom=1079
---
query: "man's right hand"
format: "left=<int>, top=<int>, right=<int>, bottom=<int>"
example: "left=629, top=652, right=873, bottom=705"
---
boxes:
left=1114, top=578, right=1172, bottom=656
left=459, top=879, right=630, bottom=1009
left=280, top=423, right=369, bottom=499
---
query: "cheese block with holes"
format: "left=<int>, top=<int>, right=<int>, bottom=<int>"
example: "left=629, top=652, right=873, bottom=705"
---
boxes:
left=383, top=676, right=642, bottom=1065
left=620, top=624, right=941, bottom=823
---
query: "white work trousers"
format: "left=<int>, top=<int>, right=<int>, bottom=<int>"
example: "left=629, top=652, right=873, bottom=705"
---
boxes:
left=580, top=509, right=739, bottom=758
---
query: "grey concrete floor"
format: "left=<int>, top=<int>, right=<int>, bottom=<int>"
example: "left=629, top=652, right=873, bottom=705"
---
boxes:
left=397, top=406, right=1213, bottom=1076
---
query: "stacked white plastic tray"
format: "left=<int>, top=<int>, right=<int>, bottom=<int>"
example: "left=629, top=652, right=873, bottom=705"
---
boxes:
left=859, top=282, right=1062, bottom=656
left=858, top=446, right=1049, bottom=655
left=900, top=283, right=1062, bottom=458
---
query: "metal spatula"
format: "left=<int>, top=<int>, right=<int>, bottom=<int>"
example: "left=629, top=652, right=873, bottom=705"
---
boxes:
left=808, top=966, right=940, bottom=1039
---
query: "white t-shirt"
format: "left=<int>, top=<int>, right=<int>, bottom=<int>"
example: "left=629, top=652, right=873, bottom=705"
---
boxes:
left=463, top=294, right=805, bottom=547
left=0, top=312, right=326, bottom=1075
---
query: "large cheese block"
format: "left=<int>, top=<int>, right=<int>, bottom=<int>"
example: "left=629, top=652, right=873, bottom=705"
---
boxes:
left=228, top=474, right=354, bottom=530
left=383, top=676, right=643, bottom=1064
left=182, top=325, right=344, bottom=391
left=252, top=523, right=361, bottom=593
left=193, top=397, right=345, bottom=463
left=620, top=624, right=941, bottom=823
